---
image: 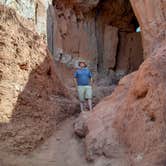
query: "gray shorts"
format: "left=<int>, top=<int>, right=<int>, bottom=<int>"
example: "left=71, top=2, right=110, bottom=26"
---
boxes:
left=77, top=85, right=92, bottom=101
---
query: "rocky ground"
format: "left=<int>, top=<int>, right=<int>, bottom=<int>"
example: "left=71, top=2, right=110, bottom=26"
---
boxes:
left=0, top=116, right=130, bottom=166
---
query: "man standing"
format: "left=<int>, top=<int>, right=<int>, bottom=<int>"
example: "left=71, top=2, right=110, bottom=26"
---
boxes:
left=74, top=60, right=93, bottom=112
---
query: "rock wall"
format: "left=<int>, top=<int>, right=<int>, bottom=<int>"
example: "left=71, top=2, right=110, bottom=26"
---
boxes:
left=1, top=0, right=145, bottom=79
left=103, top=25, right=118, bottom=70
left=116, top=32, right=143, bottom=72
left=130, top=0, right=166, bottom=58
left=49, top=0, right=144, bottom=77
left=75, top=44, right=166, bottom=165
left=74, top=0, right=166, bottom=165
left=49, top=1, right=98, bottom=72
left=0, top=5, right=76, bottom=154
left=0, top=0, right=52, bottom=36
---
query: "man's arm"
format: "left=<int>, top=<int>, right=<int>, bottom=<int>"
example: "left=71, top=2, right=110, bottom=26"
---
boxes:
left=89, top=70, right=93, bottom=86
left=74, top=78, right=77, bottom=87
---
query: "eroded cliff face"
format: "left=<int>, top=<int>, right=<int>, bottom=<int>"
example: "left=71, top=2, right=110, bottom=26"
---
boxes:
left=75, top=44, right=166, bottom=166
left=130, top=0, right=166, bottom=58
left=74, top=0, right=166, bottom=165
left=49, top=0, right=144, bottom=79
left=1, top=0, right=145, bottom=80
left=0, top=5, right=76, bottom=154
left=0, top=0, right=52, bottom=36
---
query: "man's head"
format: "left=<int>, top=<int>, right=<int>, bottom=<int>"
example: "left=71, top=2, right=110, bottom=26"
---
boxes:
left=79, top=61, right=87, bottom=68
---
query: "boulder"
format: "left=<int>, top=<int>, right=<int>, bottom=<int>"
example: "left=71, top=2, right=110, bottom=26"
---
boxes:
left=74, top=112, right=90, bottom=138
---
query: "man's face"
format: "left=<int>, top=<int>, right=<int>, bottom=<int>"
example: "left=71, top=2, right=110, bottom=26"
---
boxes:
left=79, top=62, right=86, bottom=68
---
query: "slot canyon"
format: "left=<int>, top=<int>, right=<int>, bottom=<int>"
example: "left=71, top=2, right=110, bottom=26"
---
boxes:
left=0, top=0, right=166, bottom=166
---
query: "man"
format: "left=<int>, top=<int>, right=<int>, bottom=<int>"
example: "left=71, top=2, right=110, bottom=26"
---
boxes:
left=74, top=60, right=93, bottom=112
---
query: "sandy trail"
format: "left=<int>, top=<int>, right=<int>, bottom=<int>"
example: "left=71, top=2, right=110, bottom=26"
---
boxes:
left=0, top=117, right=94, bottom=166
left=0, top=116, right=128, bottom=166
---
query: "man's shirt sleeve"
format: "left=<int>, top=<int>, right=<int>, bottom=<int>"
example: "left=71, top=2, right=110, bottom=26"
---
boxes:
left=89, top=70, right=92, bottom=78
left=74, top=71, right=78, bottom=78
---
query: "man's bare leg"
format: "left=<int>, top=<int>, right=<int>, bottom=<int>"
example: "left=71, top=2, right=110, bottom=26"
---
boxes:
left=80, top=102, right=84, bottom=112
left=88, top=99, right=93, bottom=111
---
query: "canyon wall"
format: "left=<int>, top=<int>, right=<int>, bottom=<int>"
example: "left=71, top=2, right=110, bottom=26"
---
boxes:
left=0, top=0, right=52, bottom=36
left=2, top=0, right=165, bottom=75
left=1, top=0, right=145, bottom=78
left=74, top=0, right=166, bottom=165
left=50, top=0, right=144, bottom=77
left=75, top=44, right=166, bottom=165
left=0, top=5, right=76, bottom=154
left=130, top=0, right=166, bottom=58
left=0, top=0, right=165, bottom=164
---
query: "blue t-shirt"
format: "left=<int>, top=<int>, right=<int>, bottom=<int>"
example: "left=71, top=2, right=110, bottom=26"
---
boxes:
left=74, top=68, right=92, bottom=86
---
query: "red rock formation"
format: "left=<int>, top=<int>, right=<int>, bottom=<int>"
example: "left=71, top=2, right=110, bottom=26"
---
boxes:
left=49, top=0, right=144, bottom=75
left=103, top=25, right=119, bottom=70
left=1, top=0, right=165, bottom=165
left=53, top=0, right=99, bottom=13
left=75, top=45, right=166, bottom=165
left=0, top=5, right=76, bottom=154
left=116, top=32, right=143, bottom=72
left=130, top=0, right=166, bottom=57
left=115, top=45, right=166, bottom=166
left=1, top=0, right=53, bottom=36
left=74, top=1, right=166, bottom=164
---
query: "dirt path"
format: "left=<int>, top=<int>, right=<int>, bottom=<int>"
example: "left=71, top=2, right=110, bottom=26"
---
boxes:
left=0, top=117, right=105, bottom=166
left=0, top=116, right=129, bottom=166
left=28, top=116, right=93, bottom=166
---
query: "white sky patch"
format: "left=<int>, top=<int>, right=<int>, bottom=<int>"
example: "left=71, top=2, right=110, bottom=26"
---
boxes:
left=136, top=27, right=141, bottom=32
